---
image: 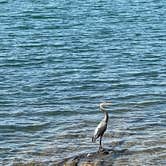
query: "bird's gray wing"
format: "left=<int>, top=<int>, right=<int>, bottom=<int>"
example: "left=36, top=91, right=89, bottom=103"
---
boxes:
left=92, top=121, right=107, bottom=142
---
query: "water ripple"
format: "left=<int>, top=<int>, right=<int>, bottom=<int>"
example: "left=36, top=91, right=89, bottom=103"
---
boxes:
left=0, top=0, right=166, bottom=165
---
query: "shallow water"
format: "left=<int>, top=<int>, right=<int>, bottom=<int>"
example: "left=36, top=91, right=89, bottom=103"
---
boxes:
left=0, top=0, right=166, bottom=165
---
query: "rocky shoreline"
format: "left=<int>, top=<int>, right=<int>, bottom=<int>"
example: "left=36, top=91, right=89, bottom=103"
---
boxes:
left=55, top=148, right=129, bottom=166
left=13, top=148, right=129, bottom=166
left=13, top=145, right=165, bottom=166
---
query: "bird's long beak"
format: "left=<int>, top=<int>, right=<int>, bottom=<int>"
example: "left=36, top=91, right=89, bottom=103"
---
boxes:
left=104, top=101, right=112, bottom=105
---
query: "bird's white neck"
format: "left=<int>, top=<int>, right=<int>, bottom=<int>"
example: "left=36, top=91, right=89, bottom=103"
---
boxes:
left=103, top=110, right=109, bottom=122
left=99, top=102, right=111, bottom=123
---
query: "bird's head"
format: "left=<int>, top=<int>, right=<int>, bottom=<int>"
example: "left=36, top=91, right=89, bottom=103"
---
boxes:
left=99, top=101, right=112, bottom=108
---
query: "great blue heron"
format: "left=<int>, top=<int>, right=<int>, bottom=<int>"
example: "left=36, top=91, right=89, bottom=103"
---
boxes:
left=92, top=102, right=111, bottom=151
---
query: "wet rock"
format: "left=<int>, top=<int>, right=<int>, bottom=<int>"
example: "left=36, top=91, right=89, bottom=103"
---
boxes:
left=79, top=160, right=100, bottom=166
left=63, top=160, right=78, bottom=166
left=87, top=153, right=93, bottom=158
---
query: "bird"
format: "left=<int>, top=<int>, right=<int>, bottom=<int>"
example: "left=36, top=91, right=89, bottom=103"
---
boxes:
left=92, top=102, right=111, bottom=151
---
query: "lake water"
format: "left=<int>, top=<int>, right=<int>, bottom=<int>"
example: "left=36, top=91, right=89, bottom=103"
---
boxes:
left=0, top=0, right=166, bottom=165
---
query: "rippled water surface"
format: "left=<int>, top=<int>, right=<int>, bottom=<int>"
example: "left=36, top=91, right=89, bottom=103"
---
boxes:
left=0, top=0, right=166, bottom=165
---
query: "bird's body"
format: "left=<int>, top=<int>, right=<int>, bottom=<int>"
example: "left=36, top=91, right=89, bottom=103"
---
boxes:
left=92, top=119, right=107, bottom=142
left=92, top=102, right=111, bottom=151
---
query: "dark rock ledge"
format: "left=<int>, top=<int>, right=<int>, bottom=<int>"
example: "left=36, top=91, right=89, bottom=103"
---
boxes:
left=13, top=148, right=129, bottom=166
left=55, top=148, right=129, bottom=166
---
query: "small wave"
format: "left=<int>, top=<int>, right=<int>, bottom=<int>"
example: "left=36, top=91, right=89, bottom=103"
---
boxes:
left=0, top=123, right=50, bottom=133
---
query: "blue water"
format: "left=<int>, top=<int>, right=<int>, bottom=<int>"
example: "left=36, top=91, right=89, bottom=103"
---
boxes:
left=0, top=0, right=166, bottom=165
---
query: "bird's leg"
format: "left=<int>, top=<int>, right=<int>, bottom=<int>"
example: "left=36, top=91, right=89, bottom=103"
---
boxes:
left=99, top=136, right=103, bottom=151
